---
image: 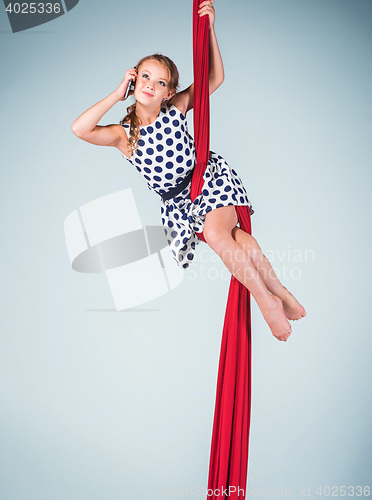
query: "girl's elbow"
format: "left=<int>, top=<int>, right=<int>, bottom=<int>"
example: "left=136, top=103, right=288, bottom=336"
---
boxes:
left=216, top=74, right=224, bottom=88
left=215, top=78, right=224, bottom=91
left=71, top=122, right=82, bottom=138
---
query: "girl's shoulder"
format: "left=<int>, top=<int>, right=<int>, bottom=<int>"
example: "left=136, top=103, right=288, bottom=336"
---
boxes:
left=164, top=102, right=187, bottom=122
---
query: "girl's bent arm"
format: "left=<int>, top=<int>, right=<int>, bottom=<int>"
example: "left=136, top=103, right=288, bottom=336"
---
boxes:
left=71, top=91, right=127, bottom=150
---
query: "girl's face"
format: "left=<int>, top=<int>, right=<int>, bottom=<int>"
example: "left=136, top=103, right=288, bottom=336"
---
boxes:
left=134, top=59, right=174, bottom=107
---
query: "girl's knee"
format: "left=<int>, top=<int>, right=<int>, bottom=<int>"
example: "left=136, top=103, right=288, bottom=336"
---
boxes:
left=249, top=234, right=260, bottom=250
left=203, top=225, right=232, bottom=251
left=244, top=236, right=261, bottom=260
left=233, top=228, right=260, bottom=250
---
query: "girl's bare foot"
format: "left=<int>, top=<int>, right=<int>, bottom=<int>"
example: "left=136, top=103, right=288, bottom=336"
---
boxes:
left=261, top=296, right=292, bottom=342
left=281, top=287, right=307, bottom=320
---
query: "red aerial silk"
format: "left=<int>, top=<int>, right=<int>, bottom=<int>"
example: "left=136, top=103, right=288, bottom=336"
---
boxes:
left=191, top=1, right=252, bottom=498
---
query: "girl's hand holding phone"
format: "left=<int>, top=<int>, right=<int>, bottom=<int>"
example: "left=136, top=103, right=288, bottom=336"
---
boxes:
left=115, top=68, right=137, bottom=101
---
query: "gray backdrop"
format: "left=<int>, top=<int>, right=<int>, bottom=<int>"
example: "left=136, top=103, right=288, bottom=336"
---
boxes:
left=1, top=0, right=371, bottom=498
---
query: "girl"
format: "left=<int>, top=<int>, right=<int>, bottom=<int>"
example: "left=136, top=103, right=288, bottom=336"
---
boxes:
left=71, top=0, right=306, bottom=342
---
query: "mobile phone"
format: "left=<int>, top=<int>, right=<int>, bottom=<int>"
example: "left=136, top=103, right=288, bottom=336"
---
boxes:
left=124, top=79, right=135, bottom=100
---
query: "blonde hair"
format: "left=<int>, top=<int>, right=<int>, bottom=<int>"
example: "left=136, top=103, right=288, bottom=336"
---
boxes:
left=120, top=54, right=180, bottom=154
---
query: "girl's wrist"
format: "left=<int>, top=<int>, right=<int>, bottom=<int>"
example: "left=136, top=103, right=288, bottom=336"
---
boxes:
left=111, top=90, right=122, bottom=102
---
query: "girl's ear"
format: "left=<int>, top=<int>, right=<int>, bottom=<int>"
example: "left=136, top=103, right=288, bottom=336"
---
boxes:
left=162, top=90, right=176, bottom=103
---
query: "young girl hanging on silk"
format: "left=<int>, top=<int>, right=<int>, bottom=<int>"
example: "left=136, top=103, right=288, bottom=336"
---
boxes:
left=71, top=0, right=306, bottom=342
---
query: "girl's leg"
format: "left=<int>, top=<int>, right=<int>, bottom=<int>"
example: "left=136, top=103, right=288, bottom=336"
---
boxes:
left=203, top=205, right=292, bottom=341
left=231, top=226, right=306, bottom=320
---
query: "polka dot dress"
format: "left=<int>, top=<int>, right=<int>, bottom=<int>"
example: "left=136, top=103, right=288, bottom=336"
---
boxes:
left=120, top=103, right=254, bottom=269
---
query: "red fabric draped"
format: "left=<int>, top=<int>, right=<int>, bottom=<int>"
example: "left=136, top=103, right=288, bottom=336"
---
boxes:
left=191, top=1, right=252, bottom=498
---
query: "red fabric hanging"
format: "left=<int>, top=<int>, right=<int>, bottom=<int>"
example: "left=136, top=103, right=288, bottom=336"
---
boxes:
left=190, top=1, right=252, bottom=498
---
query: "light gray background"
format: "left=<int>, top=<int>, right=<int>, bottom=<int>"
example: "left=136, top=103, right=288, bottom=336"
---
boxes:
left=1, top=0, right=371, bottom=499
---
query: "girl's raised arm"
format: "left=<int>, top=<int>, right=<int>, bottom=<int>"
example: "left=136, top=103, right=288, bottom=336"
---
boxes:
left=71, top=68, right=137, bottom=154
left=174, top=0, right=224, bottom=116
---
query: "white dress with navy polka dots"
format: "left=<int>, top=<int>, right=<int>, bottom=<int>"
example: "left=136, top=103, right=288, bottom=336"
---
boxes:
left=120, top=103, right=254, bottom=269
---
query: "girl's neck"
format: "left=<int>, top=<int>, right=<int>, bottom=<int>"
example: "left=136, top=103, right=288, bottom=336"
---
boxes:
left=135, top=101, right=163, bottom=126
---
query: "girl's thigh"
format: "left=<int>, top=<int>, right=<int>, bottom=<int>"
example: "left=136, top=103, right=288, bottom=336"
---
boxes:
left=203, top=205, right=239, bottom=237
